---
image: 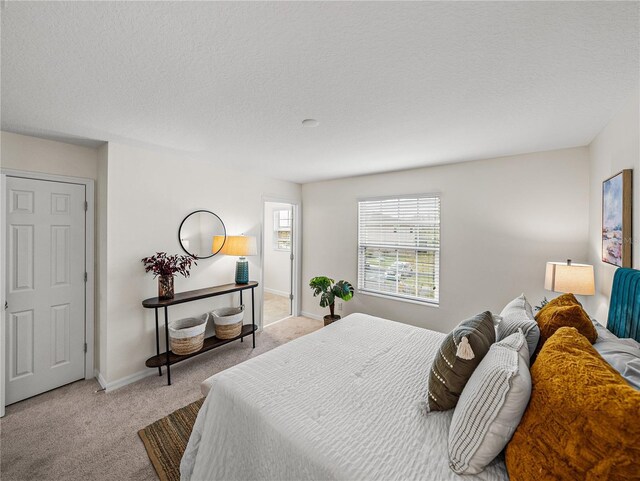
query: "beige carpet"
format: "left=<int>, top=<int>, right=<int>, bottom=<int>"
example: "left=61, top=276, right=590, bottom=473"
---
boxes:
left=263, top=291, right=291, bottom=325
left=0, top=316, right=322, bottom=481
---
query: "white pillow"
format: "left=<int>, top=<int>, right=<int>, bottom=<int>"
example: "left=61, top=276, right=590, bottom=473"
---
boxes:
left=448, top=330, right=531, bottom=474
left=497, top=294, right=539, bottom=358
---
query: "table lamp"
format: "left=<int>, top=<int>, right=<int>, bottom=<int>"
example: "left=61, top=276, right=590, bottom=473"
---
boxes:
left=212, top=235, right=257, bottom=284
left=544, top=259, right=595, bottom=295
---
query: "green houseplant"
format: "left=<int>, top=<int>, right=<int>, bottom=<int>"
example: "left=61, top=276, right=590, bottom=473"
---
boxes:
left=309, top=276, right=354, bottom=325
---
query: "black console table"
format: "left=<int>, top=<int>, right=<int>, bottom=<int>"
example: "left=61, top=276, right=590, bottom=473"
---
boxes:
left=142, top=281, right=258, bottom=385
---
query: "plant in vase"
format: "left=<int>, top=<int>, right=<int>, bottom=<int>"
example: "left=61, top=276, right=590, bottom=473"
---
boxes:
left=309, top=276, right=354, bottom=326
left=141, top=252, right=196, bottom=300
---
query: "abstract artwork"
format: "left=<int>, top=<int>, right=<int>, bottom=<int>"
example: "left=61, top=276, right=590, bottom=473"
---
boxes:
left=602, top=169, right=632, bottom=267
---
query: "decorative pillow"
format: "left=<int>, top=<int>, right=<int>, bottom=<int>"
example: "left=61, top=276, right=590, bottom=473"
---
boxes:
left=426, top=311, right=495, bottom=412
left=534, top=293, right=597, bottom=354
left=500, top=293, right=534, bottom=319
left=505, top=327, right=640, bottom=480
left=540, top=292, right=582, bottom=309
left=496, top=294, right=539, bottom=359
left=592, top=318, right=619, bottom=342
left=449, top=330, right=531, bottom=474
left=595, top=338, right=640, bottom=390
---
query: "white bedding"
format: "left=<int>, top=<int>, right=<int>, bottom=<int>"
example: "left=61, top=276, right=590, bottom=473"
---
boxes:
left=181, top=313, right=510, bottom=481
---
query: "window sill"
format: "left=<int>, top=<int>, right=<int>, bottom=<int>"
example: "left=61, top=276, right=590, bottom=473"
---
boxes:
left=357, top=289, right=439, bottom=308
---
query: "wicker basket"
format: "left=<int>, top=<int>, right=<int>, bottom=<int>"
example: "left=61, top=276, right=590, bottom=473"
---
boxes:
left=168, top=315, right=208, bottom=355
left=212, top=306, right=245, bottom=339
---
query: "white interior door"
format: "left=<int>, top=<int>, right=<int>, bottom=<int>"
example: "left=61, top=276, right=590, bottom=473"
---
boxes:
left=5, top=177, right=86, bottom=405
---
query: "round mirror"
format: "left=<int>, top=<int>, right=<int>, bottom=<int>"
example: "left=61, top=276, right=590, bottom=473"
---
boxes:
left=178, top=210, right=226, bottom=259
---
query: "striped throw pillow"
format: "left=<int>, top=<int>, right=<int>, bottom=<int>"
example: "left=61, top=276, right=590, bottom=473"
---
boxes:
left=448, top=330, right=531, bottom=474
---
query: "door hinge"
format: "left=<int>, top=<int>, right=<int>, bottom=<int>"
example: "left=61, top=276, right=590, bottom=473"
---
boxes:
left=84, top=272, right=88, bottom=282
left=84, top=343, right=87, bottom=353
left=290, top=253, right=294, bottom=261
left=84, top=201, right=88, bottom=211
left=289, top=293, right=294, bottom=300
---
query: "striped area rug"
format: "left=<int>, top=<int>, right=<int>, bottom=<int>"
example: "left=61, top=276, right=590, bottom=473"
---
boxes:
left=138, top=398, right=204, bottom=481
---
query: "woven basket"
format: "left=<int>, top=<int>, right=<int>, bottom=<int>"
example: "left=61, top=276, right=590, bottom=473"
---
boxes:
left=168, top=315, right=207, bottom=355
left=212, top=306, right=245, bottom=340
left=214, top=322, right=242, bottom=339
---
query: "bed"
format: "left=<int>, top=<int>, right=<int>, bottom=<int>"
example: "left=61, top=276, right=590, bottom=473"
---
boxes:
left=181, top=314, right=508, bottom=481
left=181, top=268, right=640, bottom=481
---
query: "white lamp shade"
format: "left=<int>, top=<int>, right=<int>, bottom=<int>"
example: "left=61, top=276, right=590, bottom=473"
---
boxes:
left=544, top=261, right=595, bottom=296
left=212, top=235, right=257, bottom=257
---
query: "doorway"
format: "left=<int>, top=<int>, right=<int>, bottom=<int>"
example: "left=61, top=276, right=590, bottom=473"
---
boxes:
left=2, top=171, right=94, bottom=410
left=262, top=201, right=295, bottom=326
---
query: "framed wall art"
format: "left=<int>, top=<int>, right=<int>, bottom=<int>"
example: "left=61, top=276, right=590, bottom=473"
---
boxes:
left=602, top=169, right=632, bottom=267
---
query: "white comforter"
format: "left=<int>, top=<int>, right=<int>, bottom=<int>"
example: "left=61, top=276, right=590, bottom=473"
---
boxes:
left=181, top=313, right=509, bottom=481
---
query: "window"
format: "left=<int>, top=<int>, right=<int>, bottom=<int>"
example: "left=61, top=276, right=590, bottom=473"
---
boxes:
left=358, top=195, right=440, bottom=305
left=273, top=209, right=292, bottom=251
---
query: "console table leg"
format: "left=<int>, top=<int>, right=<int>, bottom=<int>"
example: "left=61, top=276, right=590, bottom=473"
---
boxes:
left=165, top=306, right=171, bottom=386
left=155, top=308, right=161, bottom=376
left=240, top=290, right=244, bottom=342
left=251, top=288, right=256, bottom=348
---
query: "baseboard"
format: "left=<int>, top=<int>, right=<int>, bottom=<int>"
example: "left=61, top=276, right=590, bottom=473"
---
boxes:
left=94, top=369, right=107, bottom=390
left=93, top=368, right=156, bottom=392
left=264, top=287, right=290, bottom=297
left=300, top=310, right=323, bottom=321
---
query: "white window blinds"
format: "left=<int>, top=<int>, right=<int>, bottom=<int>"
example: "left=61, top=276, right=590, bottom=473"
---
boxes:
left=358, top=195, right=440, bottom=305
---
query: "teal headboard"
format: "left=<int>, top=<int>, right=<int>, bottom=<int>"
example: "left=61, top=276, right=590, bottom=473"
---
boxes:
left=607, top=268, right=640, bottom=342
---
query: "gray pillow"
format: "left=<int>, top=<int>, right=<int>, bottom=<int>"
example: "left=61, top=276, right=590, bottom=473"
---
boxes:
left=592, top=318, right=619, bottom=342
left=497, top=294, right=539, bottom=359
left=594, top=338, right=640, bottom=390
left=448, top=330, right=531, bottom=474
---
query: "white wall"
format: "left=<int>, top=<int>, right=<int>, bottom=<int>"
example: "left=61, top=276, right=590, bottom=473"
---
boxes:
left=0, top=131, right=302, bottom=387
left=587, top=91, right=640, bottom=323
left=100, top=142, right=301, bottom=383
left=263, top=202, right=292, bottom=296
left=1, top=131, right=98, bottom=179
left=302, top=147, right=590, bottom=333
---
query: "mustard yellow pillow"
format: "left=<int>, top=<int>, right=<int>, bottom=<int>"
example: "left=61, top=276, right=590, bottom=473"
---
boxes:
left=505, top=327, right=640, bottom=481
left=539, top=292, right=582, bottom=309
left=535, top=293, right=597, bottom=354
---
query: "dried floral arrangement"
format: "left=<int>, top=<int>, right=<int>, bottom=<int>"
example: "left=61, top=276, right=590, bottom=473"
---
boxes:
left=141, top=252, right=196, bottom=278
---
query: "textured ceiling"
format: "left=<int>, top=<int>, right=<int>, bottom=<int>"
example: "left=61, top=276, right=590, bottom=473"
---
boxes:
left=1, top=1, right=638, bottom=183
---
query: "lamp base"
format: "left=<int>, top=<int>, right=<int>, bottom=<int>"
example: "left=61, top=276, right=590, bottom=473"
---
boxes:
left=235, top=257, right=249, bottom=284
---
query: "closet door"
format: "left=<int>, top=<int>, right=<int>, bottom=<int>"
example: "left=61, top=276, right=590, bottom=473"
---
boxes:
left=5, top=177, right=86, bottom=404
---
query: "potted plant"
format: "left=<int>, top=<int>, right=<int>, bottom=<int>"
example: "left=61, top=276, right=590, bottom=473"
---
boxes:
left=309, top=276, right=354, bottom=326
left=141, top=252, right=196, bottom=299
